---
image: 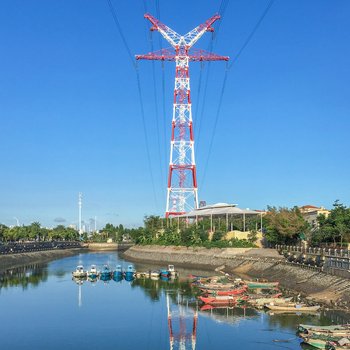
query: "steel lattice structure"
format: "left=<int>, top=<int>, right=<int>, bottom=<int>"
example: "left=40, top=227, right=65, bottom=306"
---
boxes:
left=137, top=14, right=229, bottom=217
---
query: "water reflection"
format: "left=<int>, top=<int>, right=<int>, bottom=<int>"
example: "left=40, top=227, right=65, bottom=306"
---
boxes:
left=167, top=293, right=198, bottom=350
left=199, top=305, right=259, bottom=325
left=1, top=252, right=350, bottom=350
left=0, top=263, right=48, bottom=290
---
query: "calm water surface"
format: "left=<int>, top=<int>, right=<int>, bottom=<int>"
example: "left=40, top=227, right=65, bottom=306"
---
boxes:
left=0, top=252, right=349, bottom=350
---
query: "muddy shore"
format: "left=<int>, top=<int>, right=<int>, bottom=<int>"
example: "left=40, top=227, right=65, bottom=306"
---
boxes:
left=123, top=245, right=350, bottom=309
left=0, top=249, right=84, bottom=272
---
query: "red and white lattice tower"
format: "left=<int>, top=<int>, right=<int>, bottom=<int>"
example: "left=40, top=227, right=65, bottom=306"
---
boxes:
left=137, top=14, right=229, bottom=217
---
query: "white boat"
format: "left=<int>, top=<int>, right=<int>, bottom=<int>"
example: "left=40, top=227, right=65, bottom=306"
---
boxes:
left=72, top=265, right=87, bottom=278
left=168, top=265, right=178, bottom=277
left=150, top=270, right=160, bottom=279
left=88, top=265, right=98, bottom=278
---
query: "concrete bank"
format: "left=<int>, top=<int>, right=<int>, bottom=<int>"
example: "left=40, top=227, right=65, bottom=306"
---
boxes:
left=124, top=245, right=350, bottom=308
left=0, top=249, right=83, bottom=272
left=87, top=243, right=133, bottom=251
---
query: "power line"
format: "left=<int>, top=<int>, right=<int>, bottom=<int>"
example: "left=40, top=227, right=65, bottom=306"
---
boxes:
left=106, top=0, right=135, bottom=68
left=195, top=0, right=230, bottom=147
left=155, top=0, right=168, bottom=189
left=200, top=0, right=275, bottom=189
left=143, top=0, right=165, bottom=194
left=229, top=0, right=275, bottom=68
left=106, top=0, right=159, bottom=209
left=200, top=68, right=228, bottom=188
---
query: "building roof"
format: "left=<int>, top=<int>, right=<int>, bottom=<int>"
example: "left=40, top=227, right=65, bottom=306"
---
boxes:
left=300, top=205, right=320, bottom=209
left=177, top=203, right=260, bottom=218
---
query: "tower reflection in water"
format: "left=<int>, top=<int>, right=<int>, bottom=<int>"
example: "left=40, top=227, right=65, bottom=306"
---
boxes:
left=167, top=293, right=198, bottom=350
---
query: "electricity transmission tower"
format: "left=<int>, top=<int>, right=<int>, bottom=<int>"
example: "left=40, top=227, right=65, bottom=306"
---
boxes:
left=137, top=14, right=229, bottom=217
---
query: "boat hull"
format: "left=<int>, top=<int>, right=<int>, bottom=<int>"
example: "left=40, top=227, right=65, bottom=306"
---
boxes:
left=266, top=304, right=320, bottom=312
left=199, top=295, right=248, bottom=305
left=246, top=281, right=279, bottom=289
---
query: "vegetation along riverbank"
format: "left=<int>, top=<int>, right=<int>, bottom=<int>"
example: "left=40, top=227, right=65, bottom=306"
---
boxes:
left=123, top=245, right=350, bottom=309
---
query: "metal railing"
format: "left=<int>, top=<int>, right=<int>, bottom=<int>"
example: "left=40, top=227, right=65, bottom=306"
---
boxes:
left=276, top=244, right=350, bottom=278
left=0, top=241, right=82, bottom=255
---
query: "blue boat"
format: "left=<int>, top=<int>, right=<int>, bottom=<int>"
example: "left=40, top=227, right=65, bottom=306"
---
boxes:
left=124, top=264, right=135, bottom=281
left=160, top=268, right=170, bottom=278
left=87, top=265, right=98, bottom=279
left=100, top=265, right=111, bottom=281
left=113, top=265, right=123, bottom=281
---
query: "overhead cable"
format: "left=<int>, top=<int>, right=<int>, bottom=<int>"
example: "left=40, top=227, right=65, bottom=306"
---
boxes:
left=200, top=0, right=275, bottom=189
left=106, top=0, right=159, bottom=209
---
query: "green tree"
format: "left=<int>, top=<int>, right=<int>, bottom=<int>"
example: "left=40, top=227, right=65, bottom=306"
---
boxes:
left=212, top=230, right=225, bottom=242
left=264, top=207, right=310, bottom=245
left=317, top=201, right=350, bottom=246
left=0, top=224, right=8, bottom=241
left=247, top=230, right=258, bottom=243
left=29, top=222, right=41, bottom=241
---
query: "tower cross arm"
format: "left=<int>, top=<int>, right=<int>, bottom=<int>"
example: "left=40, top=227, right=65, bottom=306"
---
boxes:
left=183, top=14, right=221, bottom=48
left=144, top=13, right=181, bottom=48
left=188, top=49, right=229, bottom=62
left=136, top=48, right=176, bottom=61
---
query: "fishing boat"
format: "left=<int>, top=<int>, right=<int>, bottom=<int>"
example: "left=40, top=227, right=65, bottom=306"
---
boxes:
left=266, top=304, right=320, bottom=312
left=100, top=265, right=112, bottom=281
left=196, top=282, right=238, bottom=290
left=191, top=275, right=228, bottom=284
left=160, top=268, right=170, bottom=278
left=300, top=333, right=350, bottom=350
left=113, top=265, right=123, bottom=280
left=245, top=280, right=279, bottom=289
left=202, top=286, right=247, bottom=296
left=87, top=265, right=98, bottom=279
left=199, top=295, right=248, bottom=306
left=135, top=271, right=149, bottom=278
left=72, top=265, right=87, bottom=278
left=168, top=265, right=178, bottom=277
left=248, top=297, right=293, bottom=307
left=247, top=292, right=282, bottom=299
left=298, top=324, right=350, bottom=336
left=124, top=265, right=135, bottom=281
left=150, top=270, right=160, bottom=279
left=300, top=334, right=329, bottom=349
left=326, top=339, right=350, bottom=350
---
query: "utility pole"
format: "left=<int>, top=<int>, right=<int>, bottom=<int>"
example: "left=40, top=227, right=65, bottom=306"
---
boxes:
left=78, top=193, right=82, bottom=236
left=137, top=14, right=228, bottom=217
left=13, top=217, right=20, bottom=227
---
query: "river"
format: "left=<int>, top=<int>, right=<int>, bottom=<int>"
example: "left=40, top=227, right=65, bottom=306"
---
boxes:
left=0, top=251, right=348, bottom=350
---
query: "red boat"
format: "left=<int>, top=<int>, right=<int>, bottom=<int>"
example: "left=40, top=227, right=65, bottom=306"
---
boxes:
left=201, top=286, right=247, bottom=296
left=199, top=295, right=249, bottom=305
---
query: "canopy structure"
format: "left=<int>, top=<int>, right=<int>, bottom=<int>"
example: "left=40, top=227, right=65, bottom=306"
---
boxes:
left=178, top=203, right=259, bottom=217
left=175, top=203, right=262, bottom=232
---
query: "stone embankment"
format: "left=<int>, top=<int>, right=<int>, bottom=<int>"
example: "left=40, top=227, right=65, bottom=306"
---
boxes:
left=124, top=245, right=350, bottom=308
left=87, top=243, right=133, bottom=251
left=0, top=249, right=82, bottom=272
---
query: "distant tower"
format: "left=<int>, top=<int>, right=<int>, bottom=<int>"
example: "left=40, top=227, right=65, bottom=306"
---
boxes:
left=78, top=193, right=82, bottom=235
left=137, top=14, right=228, bottom=217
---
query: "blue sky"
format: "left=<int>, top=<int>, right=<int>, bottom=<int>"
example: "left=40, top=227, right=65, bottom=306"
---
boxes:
left=0, top=0, right=349, bottom=228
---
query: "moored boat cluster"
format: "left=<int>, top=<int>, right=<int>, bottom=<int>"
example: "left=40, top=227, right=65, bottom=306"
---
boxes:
left=191, top=274, right=321, bottom=313
left=297, top=324, right=350, bottom=349
left=72, top=264, right=178, bottom=282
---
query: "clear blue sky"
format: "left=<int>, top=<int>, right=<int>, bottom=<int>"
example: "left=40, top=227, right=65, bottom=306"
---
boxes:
left=0, top=0, right=349, bottom=228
